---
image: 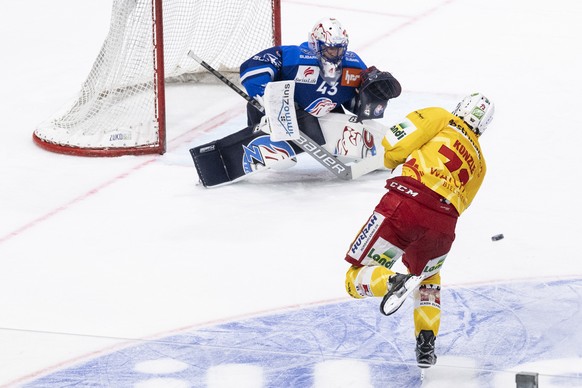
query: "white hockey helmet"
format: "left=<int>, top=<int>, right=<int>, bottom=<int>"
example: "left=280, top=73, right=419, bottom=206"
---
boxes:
left=452, top=93, right=495, bottom=136
left=308, top=17, right=349, bottom=85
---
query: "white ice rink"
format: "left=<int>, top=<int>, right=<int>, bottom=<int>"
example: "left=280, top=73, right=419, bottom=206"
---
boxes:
left=1, top=0, right=582, bottom=387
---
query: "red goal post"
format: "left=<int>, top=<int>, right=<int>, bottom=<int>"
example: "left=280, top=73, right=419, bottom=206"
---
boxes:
left=33, top=0, right=282, bottom=157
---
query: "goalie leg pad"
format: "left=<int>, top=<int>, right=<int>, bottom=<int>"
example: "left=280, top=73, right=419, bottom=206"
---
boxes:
left=190, top=109, right=326, bottom=187
left=190, top=141, right=231, bottom=187
left=191, top=126, right=256, bottom=187
left=318, top=113, right=379, bottom=160
left=190, top=126, right=298, bottom=187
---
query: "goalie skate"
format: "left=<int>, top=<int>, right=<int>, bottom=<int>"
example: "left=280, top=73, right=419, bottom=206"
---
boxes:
left=380, top=273, right=423, bottom=316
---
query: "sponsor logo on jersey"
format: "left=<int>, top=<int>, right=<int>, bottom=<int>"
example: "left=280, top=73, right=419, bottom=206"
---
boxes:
left=344, top=52, right=360, bottom=62
left=403, top=158, right=424, bottom=180
left=448, top=119, right=482, bottom=160
left=305, top=97, right=337, bottom=117
left=340, top=68, right=361, bottom=87
left=252, top=52, right=281, bottom=67
left=384, top=118, right=416, bottom=145
left=294, top=66, right=319, bottom=84
left=349, top=212, right=385, bottom=259
left=241, top=136, right=296, bottom=173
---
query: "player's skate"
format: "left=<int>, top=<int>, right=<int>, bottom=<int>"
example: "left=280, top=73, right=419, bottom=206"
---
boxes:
left=416, top=330, right=437, bottom=368
left=379, top=273, right=422, bottom=316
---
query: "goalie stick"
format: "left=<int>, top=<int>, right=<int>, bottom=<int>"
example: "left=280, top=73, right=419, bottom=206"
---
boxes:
left=187, top=51, right=382, bottom=180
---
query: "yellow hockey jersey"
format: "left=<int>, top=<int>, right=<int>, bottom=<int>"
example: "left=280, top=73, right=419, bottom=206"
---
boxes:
left=382, top=107, right=486, bottom=215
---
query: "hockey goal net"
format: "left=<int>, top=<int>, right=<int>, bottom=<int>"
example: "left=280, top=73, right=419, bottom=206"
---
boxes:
left=34, top=0, right=281, bottom=156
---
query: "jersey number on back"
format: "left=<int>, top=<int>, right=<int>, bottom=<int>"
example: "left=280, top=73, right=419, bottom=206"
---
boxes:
left=438, top=145, right=470, bottom=185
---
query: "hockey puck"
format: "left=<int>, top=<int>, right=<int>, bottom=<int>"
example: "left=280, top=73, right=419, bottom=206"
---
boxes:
left=491, top=234, right=504, bottom=241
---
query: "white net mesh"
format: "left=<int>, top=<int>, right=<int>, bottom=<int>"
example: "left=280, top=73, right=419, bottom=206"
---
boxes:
left=34, top=0, right=278, bottom=155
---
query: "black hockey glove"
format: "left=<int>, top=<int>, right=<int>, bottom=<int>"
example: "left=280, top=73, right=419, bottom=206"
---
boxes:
left=356, top=66, right=402, bottom=122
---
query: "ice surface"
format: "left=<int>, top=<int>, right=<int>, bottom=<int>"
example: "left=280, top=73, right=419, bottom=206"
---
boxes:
left=1, top=0, right=581, bottom=386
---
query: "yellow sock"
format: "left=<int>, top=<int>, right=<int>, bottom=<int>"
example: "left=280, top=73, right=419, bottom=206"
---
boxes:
left=345, top=265, right=395, bottom=299
left=413, top=273, right=441, bottom=336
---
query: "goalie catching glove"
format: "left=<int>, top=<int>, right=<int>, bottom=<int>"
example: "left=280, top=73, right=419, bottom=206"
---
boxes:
left=355, top=66, right=402, bottom=122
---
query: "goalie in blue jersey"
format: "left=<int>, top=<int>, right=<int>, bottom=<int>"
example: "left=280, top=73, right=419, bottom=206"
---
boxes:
left=190, top=17, right=402, bottom=187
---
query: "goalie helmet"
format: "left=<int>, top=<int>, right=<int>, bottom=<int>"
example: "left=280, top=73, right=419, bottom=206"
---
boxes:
left=452, top=93, right=495, bottom=135
left=308, top=17, right=349, bottom=85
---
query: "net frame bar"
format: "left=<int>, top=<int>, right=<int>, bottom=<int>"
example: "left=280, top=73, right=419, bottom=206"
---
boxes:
left=33, top=0, right=281, bottom=157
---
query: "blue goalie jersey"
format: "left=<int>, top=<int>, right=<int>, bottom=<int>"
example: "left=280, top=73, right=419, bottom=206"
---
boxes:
left=240, top=42, right=367, bottom=118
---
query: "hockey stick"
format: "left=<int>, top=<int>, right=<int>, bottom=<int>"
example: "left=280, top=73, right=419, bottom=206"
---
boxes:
left=188, top=51, right=381, bottom=180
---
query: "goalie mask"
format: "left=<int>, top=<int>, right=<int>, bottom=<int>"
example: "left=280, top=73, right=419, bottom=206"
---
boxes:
left=452, top=93, right=495, bottom=135
left=308, top=17, right=349, bottom=85
left=355, top=66, right=402, bottom=122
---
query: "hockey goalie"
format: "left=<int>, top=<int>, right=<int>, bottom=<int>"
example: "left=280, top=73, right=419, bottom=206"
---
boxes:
left=190, top=17, right=402, bottom=187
